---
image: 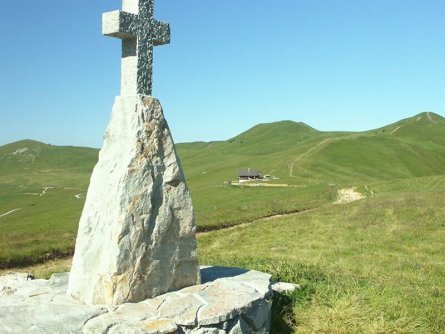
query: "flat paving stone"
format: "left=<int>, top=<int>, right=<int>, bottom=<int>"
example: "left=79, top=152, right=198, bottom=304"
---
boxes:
left=0, top=266, right=273, bottom=334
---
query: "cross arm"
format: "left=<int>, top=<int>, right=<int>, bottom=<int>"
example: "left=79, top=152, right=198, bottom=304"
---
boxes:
left=103, top=10, right=138, bottom=39
left=152, top=21, right=171, bottom=46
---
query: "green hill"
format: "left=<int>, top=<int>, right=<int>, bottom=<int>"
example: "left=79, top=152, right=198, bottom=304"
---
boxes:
left=1, top=112, right=445, bottom=267
left=173, top=112, right=445, bottom=231
left=0, top=139, right=97, bottom=182
left=178, top=112, right=445, bottom=185
left=0, top=140, right=98, bottom=266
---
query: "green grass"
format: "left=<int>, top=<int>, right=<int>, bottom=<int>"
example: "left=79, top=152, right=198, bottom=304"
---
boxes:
left=0, top=140, right=95, bottom=266
left=0, top=188, right=82, bottom=266
left=1, top=112, right=445, bottom=267
left=176, top=112, right=445, bottom=230
left=1, top=114, right=444, bottom=332
left=197, top=186, right=445, bottom=333
left=7, top=180, right=444, bottom=333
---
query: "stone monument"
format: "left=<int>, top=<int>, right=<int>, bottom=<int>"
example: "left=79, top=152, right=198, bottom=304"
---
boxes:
left=67, top=0, right=200, bottom=305
left=0, top=1, right=276, bottom=332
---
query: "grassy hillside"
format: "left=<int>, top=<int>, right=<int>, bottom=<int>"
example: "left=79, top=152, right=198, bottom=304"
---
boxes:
left=0, top=140, right=97, bottom=266
left=1, top=116, right=444, bottom=333
left=176, top=112, right=445, bottom=225
left=1, top=112, right=445, bottom=266
left=178, top=112, right=445, bottom=186
left=7, top=175, right=444, bottom=333
left=197, top=178, right=445, bottom=333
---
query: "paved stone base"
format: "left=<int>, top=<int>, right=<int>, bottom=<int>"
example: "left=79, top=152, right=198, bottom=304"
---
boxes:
left=0, top=267, right=272, bottom=334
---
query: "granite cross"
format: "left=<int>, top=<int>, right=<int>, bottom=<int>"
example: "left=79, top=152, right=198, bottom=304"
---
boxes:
left=102, top=0, right=170, bottom=96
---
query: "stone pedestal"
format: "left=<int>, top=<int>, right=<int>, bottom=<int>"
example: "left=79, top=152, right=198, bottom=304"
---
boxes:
left=67, top=95, right=200, bottom=305
left=0, top=267, right=273, bottom=334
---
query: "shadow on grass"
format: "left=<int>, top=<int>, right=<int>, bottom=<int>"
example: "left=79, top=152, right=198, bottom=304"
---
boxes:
left=266, top=261, right=326, bottom=333
left=271, top=284, right=317, bottom=333
left=0, top=249, right=74, bottom=269
left=198, top=257, right=327, bottom=333
left=271, top=292, right=297, bottom=333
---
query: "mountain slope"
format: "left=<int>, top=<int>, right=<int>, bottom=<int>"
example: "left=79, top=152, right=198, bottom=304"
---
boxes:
left=177, top=113, right=445, bottom=186
left=0, top=141, right=99, bottom=266
left=0, top=139, right=97, bottom=177
left=1, top=112, right=445, bottom=266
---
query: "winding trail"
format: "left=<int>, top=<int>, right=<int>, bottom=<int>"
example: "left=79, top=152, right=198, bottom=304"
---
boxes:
left=39, top=187, right=54, bottom=197
left=391, top=112, right=434, bottom=135
left=0, top=209, right=22, bottom=219
left=390, top=125, right=403, bottom=135
left=200, top=186, right=366, bottom=234
left=198, top=208, right=315, bottom=235
left=289, top=138, right=333, bottom=177
left=427, top=112, right=433, bottom=122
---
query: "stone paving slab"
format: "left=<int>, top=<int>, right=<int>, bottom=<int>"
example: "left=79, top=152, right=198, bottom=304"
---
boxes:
left=0, top=267, right=272, bottom=334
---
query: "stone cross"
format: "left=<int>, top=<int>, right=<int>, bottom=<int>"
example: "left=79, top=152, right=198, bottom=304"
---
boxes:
left=103, top=0, right=170, bottom=96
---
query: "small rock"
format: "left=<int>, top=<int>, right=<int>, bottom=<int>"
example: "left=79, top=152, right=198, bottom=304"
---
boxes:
left=271, top=282, right=300, bottom=294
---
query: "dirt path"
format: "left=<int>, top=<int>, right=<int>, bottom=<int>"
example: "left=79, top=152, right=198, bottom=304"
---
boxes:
left=198, top=208, right=315, bottom=236
left=390, top=125, right=403, bottom=134
left=427, top=112, right=434, bottom=122
left=198, top=187, right=365, bottom=235
left=424, top=175, right=445, bottom=191
left=40, top=187, right=54, bottom=197
left=0, top=209, right=22, bottom=219
left=1, top=187, right=368, bottom=273
left=1, top=209, right=315, bottom=274
left=334, top=188, right=365, bottom=204
left=289, top=138, right=333, bottom=177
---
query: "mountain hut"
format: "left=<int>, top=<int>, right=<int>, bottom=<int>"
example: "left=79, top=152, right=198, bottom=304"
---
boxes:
left=238, top=169, right=263, bottom=181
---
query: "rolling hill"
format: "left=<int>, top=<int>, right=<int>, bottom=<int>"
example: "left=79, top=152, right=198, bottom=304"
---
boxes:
left=1, top=112, right=445, bottom=266
left=177, top=112, right=445, bottom=185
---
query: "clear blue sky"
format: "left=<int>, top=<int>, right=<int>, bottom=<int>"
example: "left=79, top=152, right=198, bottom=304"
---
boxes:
left=1, top=0, right=444, bottom=148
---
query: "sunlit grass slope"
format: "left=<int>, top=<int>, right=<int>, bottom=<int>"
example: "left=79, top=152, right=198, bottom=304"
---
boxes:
left=0, top=140, right=97, bottom=266
left=198, top=178, right=445, bottom=333
left=1, top=112, right=445, bottom=267
left=177, top=112, right=445, bottom=224
left=178, top=112, right=445, bottom=186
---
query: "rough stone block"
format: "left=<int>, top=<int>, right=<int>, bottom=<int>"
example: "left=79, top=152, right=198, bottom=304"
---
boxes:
left=67, top=96, right=200, bottom=305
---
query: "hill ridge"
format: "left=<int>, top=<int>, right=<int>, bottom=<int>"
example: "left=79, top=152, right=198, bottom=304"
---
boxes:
left=3, top=112, right=445, bottom=185
left=1, top=111, right=445, bottom=267
left=4, top=111, right=445, bottom=148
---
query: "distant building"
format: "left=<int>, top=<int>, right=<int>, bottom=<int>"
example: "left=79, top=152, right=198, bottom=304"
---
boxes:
left=238, top=168, right=263, bottom=181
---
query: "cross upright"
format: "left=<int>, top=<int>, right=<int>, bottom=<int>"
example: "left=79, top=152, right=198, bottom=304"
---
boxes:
left=103, top=0, right=170, bottom=96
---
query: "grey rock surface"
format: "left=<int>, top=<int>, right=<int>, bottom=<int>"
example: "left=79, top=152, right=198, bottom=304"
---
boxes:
left=67, top=96, right=200, bottom=305
left=0, top=267, right=272, bottom=334
left=0, top=273, right=27, bottom=297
